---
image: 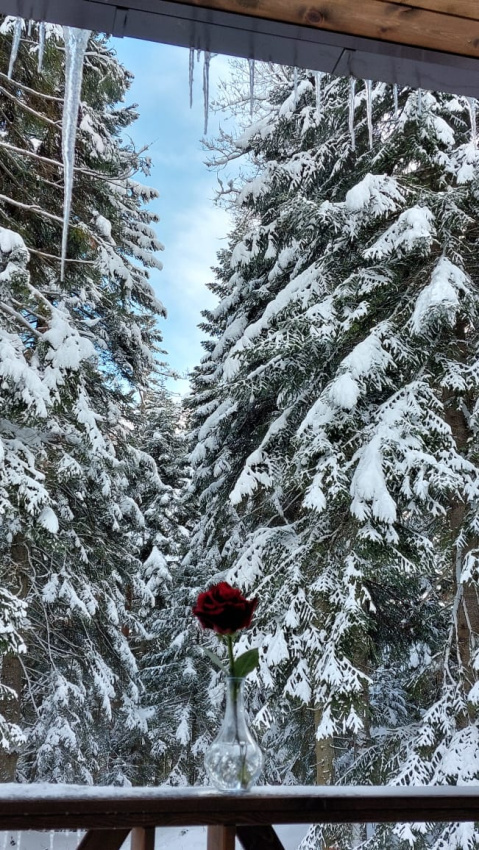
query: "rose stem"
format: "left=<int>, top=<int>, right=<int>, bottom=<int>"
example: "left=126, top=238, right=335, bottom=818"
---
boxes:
left=227, top=634, right=236, bottom=677
left=226, top=634, right=248, bottom=788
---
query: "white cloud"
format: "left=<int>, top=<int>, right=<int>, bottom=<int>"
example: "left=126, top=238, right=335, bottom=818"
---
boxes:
left=117, top=38, right=232, bottom=130
left=166, top=201, right=230, bottom=300
left=112, top=38, right=238, bottom=393
left=155, top=198, right=232, bottom=388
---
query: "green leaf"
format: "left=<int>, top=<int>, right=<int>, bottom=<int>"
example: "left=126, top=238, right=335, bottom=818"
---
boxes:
left=203, top=647, right=226, bottom=672
left=234, top=648, right=259, bottom=679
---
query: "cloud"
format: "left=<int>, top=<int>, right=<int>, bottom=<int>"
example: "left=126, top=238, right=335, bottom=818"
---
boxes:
left=156, top=198, right=232, bottom=385
left=165, top=201, right=230, bottom=300
left=148, top=191, right=233, bottom=395
left=112, top=37, right=240, bottom=394
left=115, top=38, right=233, bottom=137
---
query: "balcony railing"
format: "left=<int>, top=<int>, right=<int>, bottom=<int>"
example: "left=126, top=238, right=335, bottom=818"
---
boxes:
left=0, top=785, right=478, bottom=850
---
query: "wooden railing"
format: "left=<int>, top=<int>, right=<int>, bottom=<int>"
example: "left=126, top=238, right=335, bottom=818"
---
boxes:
left=0, top=785, right=479, bottom=850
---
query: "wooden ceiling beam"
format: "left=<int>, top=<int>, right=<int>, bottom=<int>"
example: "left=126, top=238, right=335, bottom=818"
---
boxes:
left=168, top=0, right=479, bottom=58
left=379, top=0, right=479, bottom=19
left=0, top=0, right=478, bottom=97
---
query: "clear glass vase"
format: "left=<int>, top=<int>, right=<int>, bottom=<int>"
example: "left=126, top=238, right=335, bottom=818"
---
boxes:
left=204, top=675, right=263, bottom=792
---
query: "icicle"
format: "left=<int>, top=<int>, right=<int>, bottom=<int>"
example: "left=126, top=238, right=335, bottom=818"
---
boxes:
left=365, top=79, right=373, bottom=149
left=393, top=83, right=399, bottom=120
left=188, top=47, right=194, bottom=108
left=203, top=51, right=211, bottom=135
left=37, top=22, right=46, bottom=73
left=7, top=18, right=23, bottom=80
left=49, top=829, right=55, bottom=850
left=248, top=58, right=255, bottom=118
left=293, top=66, right=298, bottom=106
left=417, top=88, right=423, bottom=118
left=314, top=71, right=323, bottom=122
left=27, top=20, right=32, bottom=37
left=348, top=77, right=356, bottom=151
left=61, top=26, right=90, bottom=282
left=467, top=97, right=477, bottom=147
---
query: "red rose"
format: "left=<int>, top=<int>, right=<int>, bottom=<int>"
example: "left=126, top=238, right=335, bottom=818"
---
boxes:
left=193, top=582, right=258, bottom=635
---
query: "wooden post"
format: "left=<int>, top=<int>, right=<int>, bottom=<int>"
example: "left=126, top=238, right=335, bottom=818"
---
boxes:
left=237, top=825, right=286, bottom=850
left=207, top=826, right=236, bottom=850
left=131, top=827, right=156, bottom=850
left=0, top=535, right=28, bottom=781
left=77, top=830, right=131, bottom=850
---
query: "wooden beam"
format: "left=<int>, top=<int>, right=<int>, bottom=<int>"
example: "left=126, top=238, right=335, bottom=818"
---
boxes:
left=237, top=825, right=286, bottom=850
left=76, top=830, right=130, bottom=850
left=131, top=827, right=156, bottom=850
left=207, top=825, right=236, bottom=850
left=0, top=0, right=479, bottom=97
left=379, top=0, right=479, bottom=18
left=167, top=0, right=479, bottom=58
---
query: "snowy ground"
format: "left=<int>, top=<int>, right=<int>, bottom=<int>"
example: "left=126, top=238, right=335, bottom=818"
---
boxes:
left=0, top=824, right=309, bottom=849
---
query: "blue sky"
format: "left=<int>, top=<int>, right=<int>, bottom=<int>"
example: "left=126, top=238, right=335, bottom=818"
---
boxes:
left=111, top=37, right=233, bottom=395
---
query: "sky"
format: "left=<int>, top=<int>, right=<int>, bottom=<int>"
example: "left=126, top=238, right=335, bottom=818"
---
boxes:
left=110, top=37, right=235, bottom=396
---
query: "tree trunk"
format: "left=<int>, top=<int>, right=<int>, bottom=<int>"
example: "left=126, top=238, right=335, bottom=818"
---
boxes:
left=443, top=323, right=479, bottom=702
left=0, top=535, right=28, bottom=781
left=351, top=642, right=370, bottom=845
left=313, top=710, right=334, bottom=786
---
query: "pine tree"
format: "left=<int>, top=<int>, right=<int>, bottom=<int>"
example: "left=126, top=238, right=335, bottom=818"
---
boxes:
left=128, top=384, right=195, bottom=785
left=0, top=18, right=168, bottom=783
left=187, top=62, right=479, bottom=847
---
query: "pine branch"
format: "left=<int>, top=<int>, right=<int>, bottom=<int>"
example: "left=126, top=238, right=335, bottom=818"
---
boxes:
left=10, top=297, right=47, bottom=325
left=0, top=302, right=41, bottom=338
left=0, top=139, right=141, bottom=183
left=0, top=85, right=59, bottom=127
left=0, top=193, right=62, bottom=223
left=0, top=140, right=63, bottom=170
left=27, top=246, right=95, bottom=265
left=0, top=70, right=63, bottom=102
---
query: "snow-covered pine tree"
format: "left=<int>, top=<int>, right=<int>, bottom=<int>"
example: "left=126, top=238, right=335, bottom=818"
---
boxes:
left=0, top=19, right=169, bottom=783
left=132, top=386, right=236, bottom=785
left=127, top=384, right=194, bottom=785
left=187, top=62, right=479, bottom=844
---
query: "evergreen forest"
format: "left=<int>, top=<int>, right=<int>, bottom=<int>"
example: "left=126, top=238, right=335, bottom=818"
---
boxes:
left=0, top=17, right=479, bottom=850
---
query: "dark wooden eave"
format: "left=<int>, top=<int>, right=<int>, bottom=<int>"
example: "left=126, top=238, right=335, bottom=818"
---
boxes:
left=0, top=0, right=479, bottom=96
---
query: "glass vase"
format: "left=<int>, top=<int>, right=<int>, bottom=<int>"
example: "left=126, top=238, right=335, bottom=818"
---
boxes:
left=204, top=675, right=263, bottom=792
